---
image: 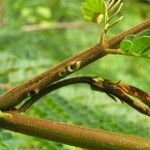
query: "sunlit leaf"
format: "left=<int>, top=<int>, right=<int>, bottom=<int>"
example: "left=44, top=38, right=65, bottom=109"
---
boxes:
left=120, top=29, right=150, bottom=56
left=120, top=39, right=133, bottom=52
left=137, top=29, right=150, bottom=37
left=131, top=36, right=150, bottom=54
left=81, top=0, right=106, bottom=23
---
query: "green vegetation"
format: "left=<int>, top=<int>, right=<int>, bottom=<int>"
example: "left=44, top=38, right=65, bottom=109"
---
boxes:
left=0, top=0, right=150, bottom=149
left=120, top=29, right=150, bottom=56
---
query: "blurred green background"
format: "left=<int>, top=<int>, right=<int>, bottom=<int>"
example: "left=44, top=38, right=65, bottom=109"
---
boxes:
left=0, top=0, right=150, bottom=149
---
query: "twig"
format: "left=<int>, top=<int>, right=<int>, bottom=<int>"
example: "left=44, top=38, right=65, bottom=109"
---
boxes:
left=19, top=77, right=93, bottom=112
left=19, top=76, right=150, bottom=116
left=0, top=111, right=149, bottom=150
left=92, top=78, right=150, bottom=116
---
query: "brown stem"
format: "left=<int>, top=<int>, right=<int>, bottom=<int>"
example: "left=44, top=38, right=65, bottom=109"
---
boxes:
left=0, top=111, right=150, bottom=150
left=19, top=77, right=150, bottom=116
left=18, top=77, right=93, bottom=112
left=0, top=19, right=150, bottom=110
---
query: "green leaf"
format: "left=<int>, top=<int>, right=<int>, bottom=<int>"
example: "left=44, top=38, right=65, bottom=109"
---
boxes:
left=120, top=35, right=136, bottom=52
left=120, top=40, right=133, bottom=52
left=120, top=29, right=150, bottom=57
left=124, top=34, right=137, bottom=41
left=131, top=36, right=150, bottom=54
left=81, top=0, right=106, bottom=23
left=137, top=29, right=150, bottom=37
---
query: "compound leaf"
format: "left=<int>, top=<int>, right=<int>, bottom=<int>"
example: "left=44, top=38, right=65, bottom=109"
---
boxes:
left=81, top=0, right=106, bottom=23
left=131, top=36, right=150, bottom=54
left=120, top=29, right=150, bottom=57
left=120, top=39, right=133, bottom=52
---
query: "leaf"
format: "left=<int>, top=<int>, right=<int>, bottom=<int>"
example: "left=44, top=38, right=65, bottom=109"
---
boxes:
left=124, top=34, right=137, bottom=41
left=137, top=29, right=150, bottom=37
left=81, top=0, right=106, bottom=23
left=120, top=39, right=133, bottom=52
left=120, top=29, right=150, bottom=57
left=131, top=36, right=150, bottom=54
left=120, top=35, right=136, bottom=52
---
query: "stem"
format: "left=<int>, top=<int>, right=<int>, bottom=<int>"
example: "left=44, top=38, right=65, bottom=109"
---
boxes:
left=19, top=77, right=93, bottom=112
left=19, top=77, right=150, bottom=116
left=0, top=111, right=149, bottom=150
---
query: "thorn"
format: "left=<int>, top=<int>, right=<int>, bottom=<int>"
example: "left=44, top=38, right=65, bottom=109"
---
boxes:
left=114, top=80, right=121, bottom=86
left=34, top=88, right=40, bottom=94
left=92, top=77, right=104, bottom=83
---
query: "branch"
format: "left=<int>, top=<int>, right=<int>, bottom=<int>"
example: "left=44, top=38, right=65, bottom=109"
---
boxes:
left=0, top=19, right=150, bottom=110
left=19, top=77, right=93, bottom=112
left=0, top=111, right=150, bottom=150
left=19, top=77, right=150, bottom=116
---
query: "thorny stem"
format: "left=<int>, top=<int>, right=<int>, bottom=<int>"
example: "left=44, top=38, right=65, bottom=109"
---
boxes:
left=19, top=76, right=150, bottom=116
left=18, top=77, right=93, bottom=112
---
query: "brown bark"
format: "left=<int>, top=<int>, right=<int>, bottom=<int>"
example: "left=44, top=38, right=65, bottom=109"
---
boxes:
left=0, top=111, right=149, bottom=150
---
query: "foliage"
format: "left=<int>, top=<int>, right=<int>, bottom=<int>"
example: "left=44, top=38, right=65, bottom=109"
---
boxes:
left=120, top=29, right=150, bottom=56
left=0, top=0, right=150, bottom=149
left=81, top=0, right=106, bottom=23
left=81, top=0, right=124, bottom=41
